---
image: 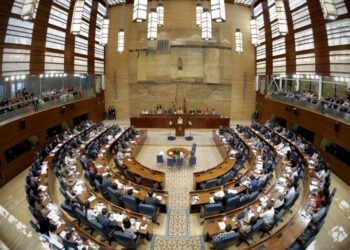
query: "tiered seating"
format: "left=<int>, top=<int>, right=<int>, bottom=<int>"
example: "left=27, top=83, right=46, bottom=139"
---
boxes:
left=202, top=121, right=334, bottom=249
left=26, top=123, right=155, bottom=249
left=190, top=126, right=276, bottom=214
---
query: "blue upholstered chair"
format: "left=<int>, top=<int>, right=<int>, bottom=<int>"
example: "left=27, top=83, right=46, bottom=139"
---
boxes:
left=156, top=154, right=164, bottom=165
left=200, top=178, right=220, bottom=189
left=89, top=220, right=114, bottom=245
left=200, top=203, right=223, bottom=218
left=74, top=207, right=95, bottom=234
left=224, top=196, right=240, bottom=212
left=106, top=187, right=123, bottom=206
left=167, top=158, right=174, bottom=168
left=221, top=170, right=235, bottom=184
left=138, top=203, right=160, bottom=225
left=60, top=204, right=81, bottom=227
left=121, top=195, right=139, bottom=213
left=113, top=231, right=139, bottom=250
left=237, top=218, right=264, bottom=246
left=191, top=143, right=197, bottom=153
left=188, top=156, right=196, bottom=167
left=213, top=231, right=240, bottom=250
left=260, top=208, right=286, bottom=238
left=176, top=157, right=184, bottom=168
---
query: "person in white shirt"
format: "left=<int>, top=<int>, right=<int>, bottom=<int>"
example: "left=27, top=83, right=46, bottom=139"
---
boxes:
left=84, top=202, right=97, bottom=221
left=259, top=203, right=275, bottom=226
left=285, top=185, right=296, bottom=201
left=48, top=224, right=63, bottom=248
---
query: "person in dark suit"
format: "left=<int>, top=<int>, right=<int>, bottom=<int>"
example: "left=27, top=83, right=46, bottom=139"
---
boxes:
left=63, top=232, right=78, bottom=250
left=97, top=208, right=121, bottom=234
left=144, top=190, right=161, bottom=207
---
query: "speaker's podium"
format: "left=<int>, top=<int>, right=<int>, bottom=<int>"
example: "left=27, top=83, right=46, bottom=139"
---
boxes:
left=176, top=116, right=185, bottom=136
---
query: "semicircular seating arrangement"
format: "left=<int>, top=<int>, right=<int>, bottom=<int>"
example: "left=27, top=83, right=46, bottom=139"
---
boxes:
left=25, top=120, right=335, bottom=250
left=200, top=122, right=334, bottom=249
left=26, top=122, right=160, bottom=249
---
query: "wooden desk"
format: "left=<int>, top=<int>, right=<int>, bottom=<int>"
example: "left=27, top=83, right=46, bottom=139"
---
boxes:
left=193, top=158, right=236, bottom=189
left=166, top=148, right=190, bottom=158
left=123, top=158, right=166, bottom=186
left=130, top=114, right=230, bottom=129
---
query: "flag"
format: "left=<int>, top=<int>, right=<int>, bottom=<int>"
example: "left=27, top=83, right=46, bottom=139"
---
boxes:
left=183, top=98, right=187, bottom=114
left=173, top=96, right=177, bottom=111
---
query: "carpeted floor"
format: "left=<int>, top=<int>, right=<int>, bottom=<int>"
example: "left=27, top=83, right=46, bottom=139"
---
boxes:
left=151, top=235, right=205, bottom=250
left=135, top=131, right=224, bottom=248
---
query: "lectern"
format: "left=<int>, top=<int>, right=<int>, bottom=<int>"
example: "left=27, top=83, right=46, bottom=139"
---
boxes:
left=175, top=116, right=185, bottom=136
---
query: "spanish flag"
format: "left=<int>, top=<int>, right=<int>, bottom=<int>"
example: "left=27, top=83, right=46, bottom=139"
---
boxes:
left=174, top=96, right=177, bottom=111
left=183, top=98, right=187, bottom=114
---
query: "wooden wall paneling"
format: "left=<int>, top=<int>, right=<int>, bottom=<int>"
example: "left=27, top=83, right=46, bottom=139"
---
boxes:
left=0, top=1, right=13, bottom=76
left=307, top=0, right=330, bottom=76
left=0, top=96, right=105, bottom=187
left=262, top=1, right=272, bottom=75
left=88, top=1, right=98, bottom=75
left=283, top=0, right=296, bottom=74
left=64, top=0, right=75, bottom=73
left=30, top=0, right=53, bottom=74
left=255, top=93, right=350, bottom=185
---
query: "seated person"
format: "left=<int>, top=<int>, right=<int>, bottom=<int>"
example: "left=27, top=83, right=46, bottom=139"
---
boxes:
left=285, top=183, right=297, bottom=201
left=311, top=201, right=327, bottom=224
left=259, top=203, right=275, bottom=226
left=63, top=232, right=78, bottom=250
left=144, top=190, right=161, bottom=207
left=212, top=224, right=237, bottom=243
left=48, top=223, right=63, bottom=247
left=249, top=175, right=259, bottom=191
left=125, top=189, right=141, bottom=204
left=314, top=190, right=326, bottom=209
left=84, top=201, right=97, bottom=222
left=122, top=217, right=137, bottom=239
left=97, top=208, right=120, bottom=234
left=273, top=194, right=285, bottom=210
left=238, top=216, right=257, bottom=236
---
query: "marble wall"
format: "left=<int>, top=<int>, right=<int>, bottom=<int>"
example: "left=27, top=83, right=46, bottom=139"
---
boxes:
left=105, top=0, right=256, bottom=120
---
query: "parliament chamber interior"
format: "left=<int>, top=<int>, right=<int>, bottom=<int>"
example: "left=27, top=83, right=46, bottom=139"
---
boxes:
left=0, top=0, right=350, bottom=249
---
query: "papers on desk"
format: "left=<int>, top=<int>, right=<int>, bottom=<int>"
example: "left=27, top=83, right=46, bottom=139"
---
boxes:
left=134, top=221, right=141, bottom=231
left=278, top=177, right=287, bottom=186
left=311, top=180, right=318, bottom=186
left=94, top=204, right=105, bottom=213
left=308, top=159, right=315, bottom=165
left=155, top=195, right=162, bottom=201
left=256, top=163, right=263, bottom=170
left=214, top=191, right=225, bottom=198
left=111, top=213, right=125, bottom=223
left=257, top=206, right=262, bottom=213
left=47, top=210, right=60, bottom=222
left=88, top=196, right=96, bottom=203
left=140, top=224, right=147, bottom=230
left=218, top=221, right=226, bottom=231
left=242, top=181, right=250, bottom=188
left=102, top=172, right=109, bottom=176
left=259, top=196, right=268, bottom=203
left=309, top=184, right=318, bottom=192
left=209, top=197, right=215, bottom=204
left=96, top=164, right=103, bottom=169
left=227, top=189, right=237, bottom=195
left=38, top=185, right=47, bottom=192
left=192, top=195, right=199, bottom=203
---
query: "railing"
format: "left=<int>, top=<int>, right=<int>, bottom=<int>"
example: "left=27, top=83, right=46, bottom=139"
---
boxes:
left=268, top=93, right=350, bottom=123
left=0, top=89, right=95, bottom=123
